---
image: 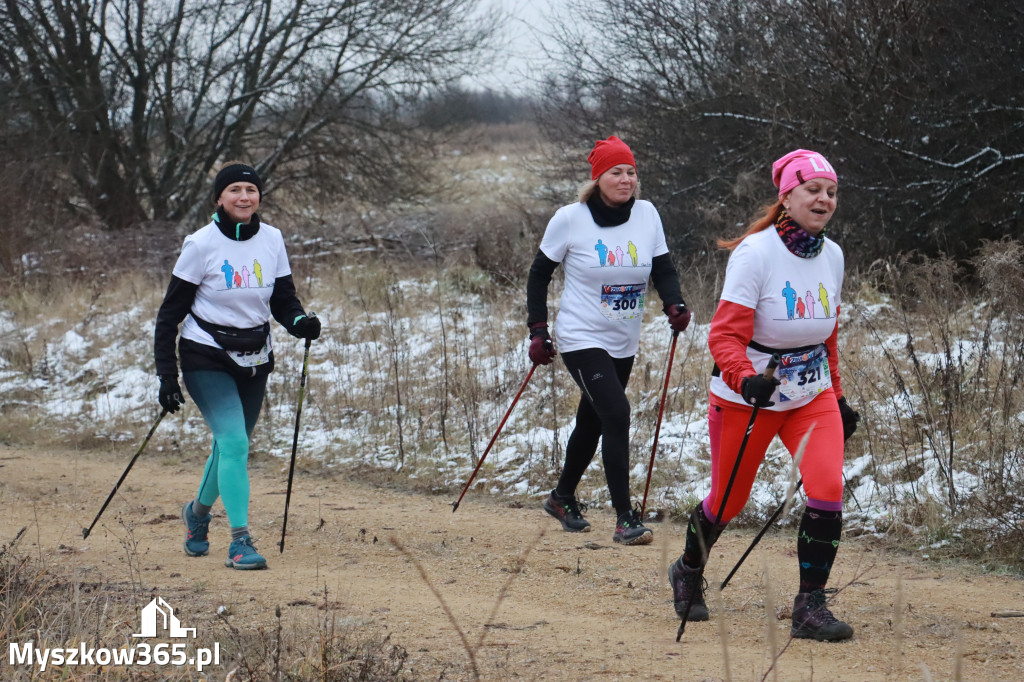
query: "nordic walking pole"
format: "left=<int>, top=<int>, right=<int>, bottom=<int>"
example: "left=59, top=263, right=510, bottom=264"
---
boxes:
left=279, top=336, right=313, bottom=553
left=677, top=353, right=780, bottom=641
left=82, top=409, right=168, bottom=539
left=452, top=358, right=542, bottom=513
left=640, top=330, right=680, bottom=516
left=719, top=479, right=803, bottom=590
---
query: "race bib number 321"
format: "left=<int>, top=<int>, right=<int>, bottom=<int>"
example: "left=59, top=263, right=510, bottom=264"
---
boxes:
left=600, top=283, right=646, bottom=321
left=777, top=344, right=832, bottom=402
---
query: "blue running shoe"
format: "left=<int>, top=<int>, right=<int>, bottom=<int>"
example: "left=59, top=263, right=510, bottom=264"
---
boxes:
left=181, top=502, right=211, bottom=557
left=224, top=535, right=267, bottom=570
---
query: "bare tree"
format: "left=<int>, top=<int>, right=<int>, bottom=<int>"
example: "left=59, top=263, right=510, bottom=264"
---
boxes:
left=0, top=0, right=499, bottom=228
left=540, top=0, right=1024, bottom=267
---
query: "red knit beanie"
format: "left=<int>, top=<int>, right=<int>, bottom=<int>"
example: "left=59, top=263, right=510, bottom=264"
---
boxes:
left=587, top=136, right=637, bottom=180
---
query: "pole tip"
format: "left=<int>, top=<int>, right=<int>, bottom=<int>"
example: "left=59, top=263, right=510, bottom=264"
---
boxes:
left=675, top=622, right=685, bottom=642
left=82, top=528, right=90, bottom=539
left=451, top=501, right=459, bottom=513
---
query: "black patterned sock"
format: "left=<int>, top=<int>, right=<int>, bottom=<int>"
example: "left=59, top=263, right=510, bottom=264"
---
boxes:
left=682, top=504, right=723, bottom=568
left=797, top=507, right=842, bottom=592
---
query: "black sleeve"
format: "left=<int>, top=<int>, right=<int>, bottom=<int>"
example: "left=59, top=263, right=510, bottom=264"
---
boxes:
left=526, top=249, right=560, bottom=326
left=269, top=274, right=308, bottom=336
left=154, top=275, right=199, bottom=376
left=650, top=253, right=685, bottom=310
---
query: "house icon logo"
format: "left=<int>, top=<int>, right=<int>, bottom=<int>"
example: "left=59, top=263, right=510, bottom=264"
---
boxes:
left=132, top=597, right=197, bottom=638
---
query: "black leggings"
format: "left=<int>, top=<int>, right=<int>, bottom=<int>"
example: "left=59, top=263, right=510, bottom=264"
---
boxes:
left=556, top=348, right=635, bottom=515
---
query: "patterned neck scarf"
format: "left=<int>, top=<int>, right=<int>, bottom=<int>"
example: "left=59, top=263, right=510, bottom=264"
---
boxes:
left=775, top=210, right=825, bottom=258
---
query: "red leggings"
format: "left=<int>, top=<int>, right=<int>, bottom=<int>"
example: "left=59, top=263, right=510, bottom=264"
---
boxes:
left=704, top=390, right=844, bottom=523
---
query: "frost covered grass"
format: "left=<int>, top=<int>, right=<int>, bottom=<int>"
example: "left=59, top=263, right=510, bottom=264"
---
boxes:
left=1, top=240, right=1023, bottom=570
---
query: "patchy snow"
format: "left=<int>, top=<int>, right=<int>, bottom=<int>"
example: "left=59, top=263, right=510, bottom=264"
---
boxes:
left=1, top=275, right=1015, bottom=560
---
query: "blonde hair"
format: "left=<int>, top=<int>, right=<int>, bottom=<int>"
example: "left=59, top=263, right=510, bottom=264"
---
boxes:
left=717, top=200, right=784, bottom=251
left=577, top=179, right=641, bottom=203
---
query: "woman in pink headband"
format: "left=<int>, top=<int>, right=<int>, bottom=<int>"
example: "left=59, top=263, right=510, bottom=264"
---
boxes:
left=668, top=149, right=860, bottom=641
left=526, top=136, right=691, bottom=546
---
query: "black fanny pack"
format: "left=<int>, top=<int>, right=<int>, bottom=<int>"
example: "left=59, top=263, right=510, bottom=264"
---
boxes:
left=191, top=314, right=269, bottom=352
left=712, top=340, right=827, bottom=377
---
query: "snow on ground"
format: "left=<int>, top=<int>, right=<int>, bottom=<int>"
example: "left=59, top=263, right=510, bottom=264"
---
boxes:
left=0, top=279, right=996, bottom=549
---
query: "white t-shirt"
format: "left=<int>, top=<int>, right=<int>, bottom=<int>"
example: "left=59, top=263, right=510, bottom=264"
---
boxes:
left=540, top=200, right=669, bottom=358
left=172, top=221, right=292, bottom=349
left=709, top=227, right=844, bottom=410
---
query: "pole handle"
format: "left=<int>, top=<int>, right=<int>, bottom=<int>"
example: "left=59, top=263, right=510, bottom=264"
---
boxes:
left=764, top=353, right=780, bottom=379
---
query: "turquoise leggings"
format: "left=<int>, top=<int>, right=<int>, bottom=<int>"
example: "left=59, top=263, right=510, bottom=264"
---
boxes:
left=183, top=370, right=267, bottom=528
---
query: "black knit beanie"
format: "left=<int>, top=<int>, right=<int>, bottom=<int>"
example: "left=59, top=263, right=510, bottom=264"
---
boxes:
left=212, top=163, right=263, bottom=202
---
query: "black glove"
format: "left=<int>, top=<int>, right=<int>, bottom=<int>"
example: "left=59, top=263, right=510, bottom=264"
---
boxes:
left=158, top=375, right=185, bottom=414
left=740, top=373, right=781, bottom=407
left=293, top=313, right=321, bottom=340
left=838, top=396, right=860, bottom=441
left=528, top=323, right=557, bottom=365
left=665, top=303, right=692, bottom=333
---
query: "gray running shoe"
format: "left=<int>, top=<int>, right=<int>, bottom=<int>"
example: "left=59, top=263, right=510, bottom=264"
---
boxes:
left=544, top=491, right=591, bottom=532
left=613, top=507, right=653, bottom=545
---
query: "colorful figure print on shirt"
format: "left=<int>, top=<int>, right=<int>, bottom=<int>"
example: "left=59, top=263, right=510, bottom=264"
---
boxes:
left=595, top=239, right=609, bottom=266
left=628, top=241, right=638, bottom=266
left=233, top=270, right=242, bottom=289
left=805, top=291, right=816, bottom=318
left=796, top=296, right=806, bottom=318
left=221, top=259, right=234, bottom=289
left=241, top=265, right=251, bottom=288
left=615, top=245, right=624, bottom=266
left=782, top=280, right=798, bottom=319
left=253, top=259, right=263, bottom=287
left=818, top=282, right=831, bottom=318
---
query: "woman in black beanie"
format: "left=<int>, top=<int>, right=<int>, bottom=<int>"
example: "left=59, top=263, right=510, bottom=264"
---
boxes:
left=154, top=162, right=321, bottom=570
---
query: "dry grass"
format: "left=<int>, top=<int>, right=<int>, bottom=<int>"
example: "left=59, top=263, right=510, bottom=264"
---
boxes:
left=4, top=236, right=1024, bottom=572
left=0, top=528, right=409, bottom=681
left=2, top=124, right=1023, bottom=574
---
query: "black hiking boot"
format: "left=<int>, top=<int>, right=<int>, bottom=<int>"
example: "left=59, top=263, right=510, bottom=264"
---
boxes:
left=791, top=589, right=854, bottom=641
left=613, top=507, right=653, bottom=545
left=668, top=557, right=709, bottom=621
left=543, top=491, right=591, bottom=532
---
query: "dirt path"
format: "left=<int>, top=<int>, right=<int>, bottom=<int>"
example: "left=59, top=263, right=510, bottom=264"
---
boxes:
left=2, top=445, right=1022, bottom=681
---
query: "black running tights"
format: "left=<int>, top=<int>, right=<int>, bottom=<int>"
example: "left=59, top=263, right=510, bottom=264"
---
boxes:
left=556, top=348, right=634, bottom=515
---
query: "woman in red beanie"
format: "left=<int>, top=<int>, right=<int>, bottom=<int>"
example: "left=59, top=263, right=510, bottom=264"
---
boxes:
left=668, top=149, right=859, bottom=641
left=527, top=136, right=691, bottom=545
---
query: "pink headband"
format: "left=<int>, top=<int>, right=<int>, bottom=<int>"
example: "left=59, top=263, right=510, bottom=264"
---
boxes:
left=588, top=136, right=637, bottom=180
left=772, top=149, right=837, bottom=199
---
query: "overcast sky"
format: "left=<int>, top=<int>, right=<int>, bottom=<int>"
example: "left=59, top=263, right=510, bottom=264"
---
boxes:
left=467, top=0, right=570, bottom=93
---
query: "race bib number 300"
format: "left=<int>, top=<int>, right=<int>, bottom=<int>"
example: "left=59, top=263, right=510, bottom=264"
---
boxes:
left=600, top=283, right=646, bottom=321
left=777, top=344, right=832, bottom=402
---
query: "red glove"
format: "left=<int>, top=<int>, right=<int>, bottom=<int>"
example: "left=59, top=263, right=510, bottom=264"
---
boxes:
left=665, top=303, right=692, bottom=333
left=528, top=323, right=557, bottom=365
